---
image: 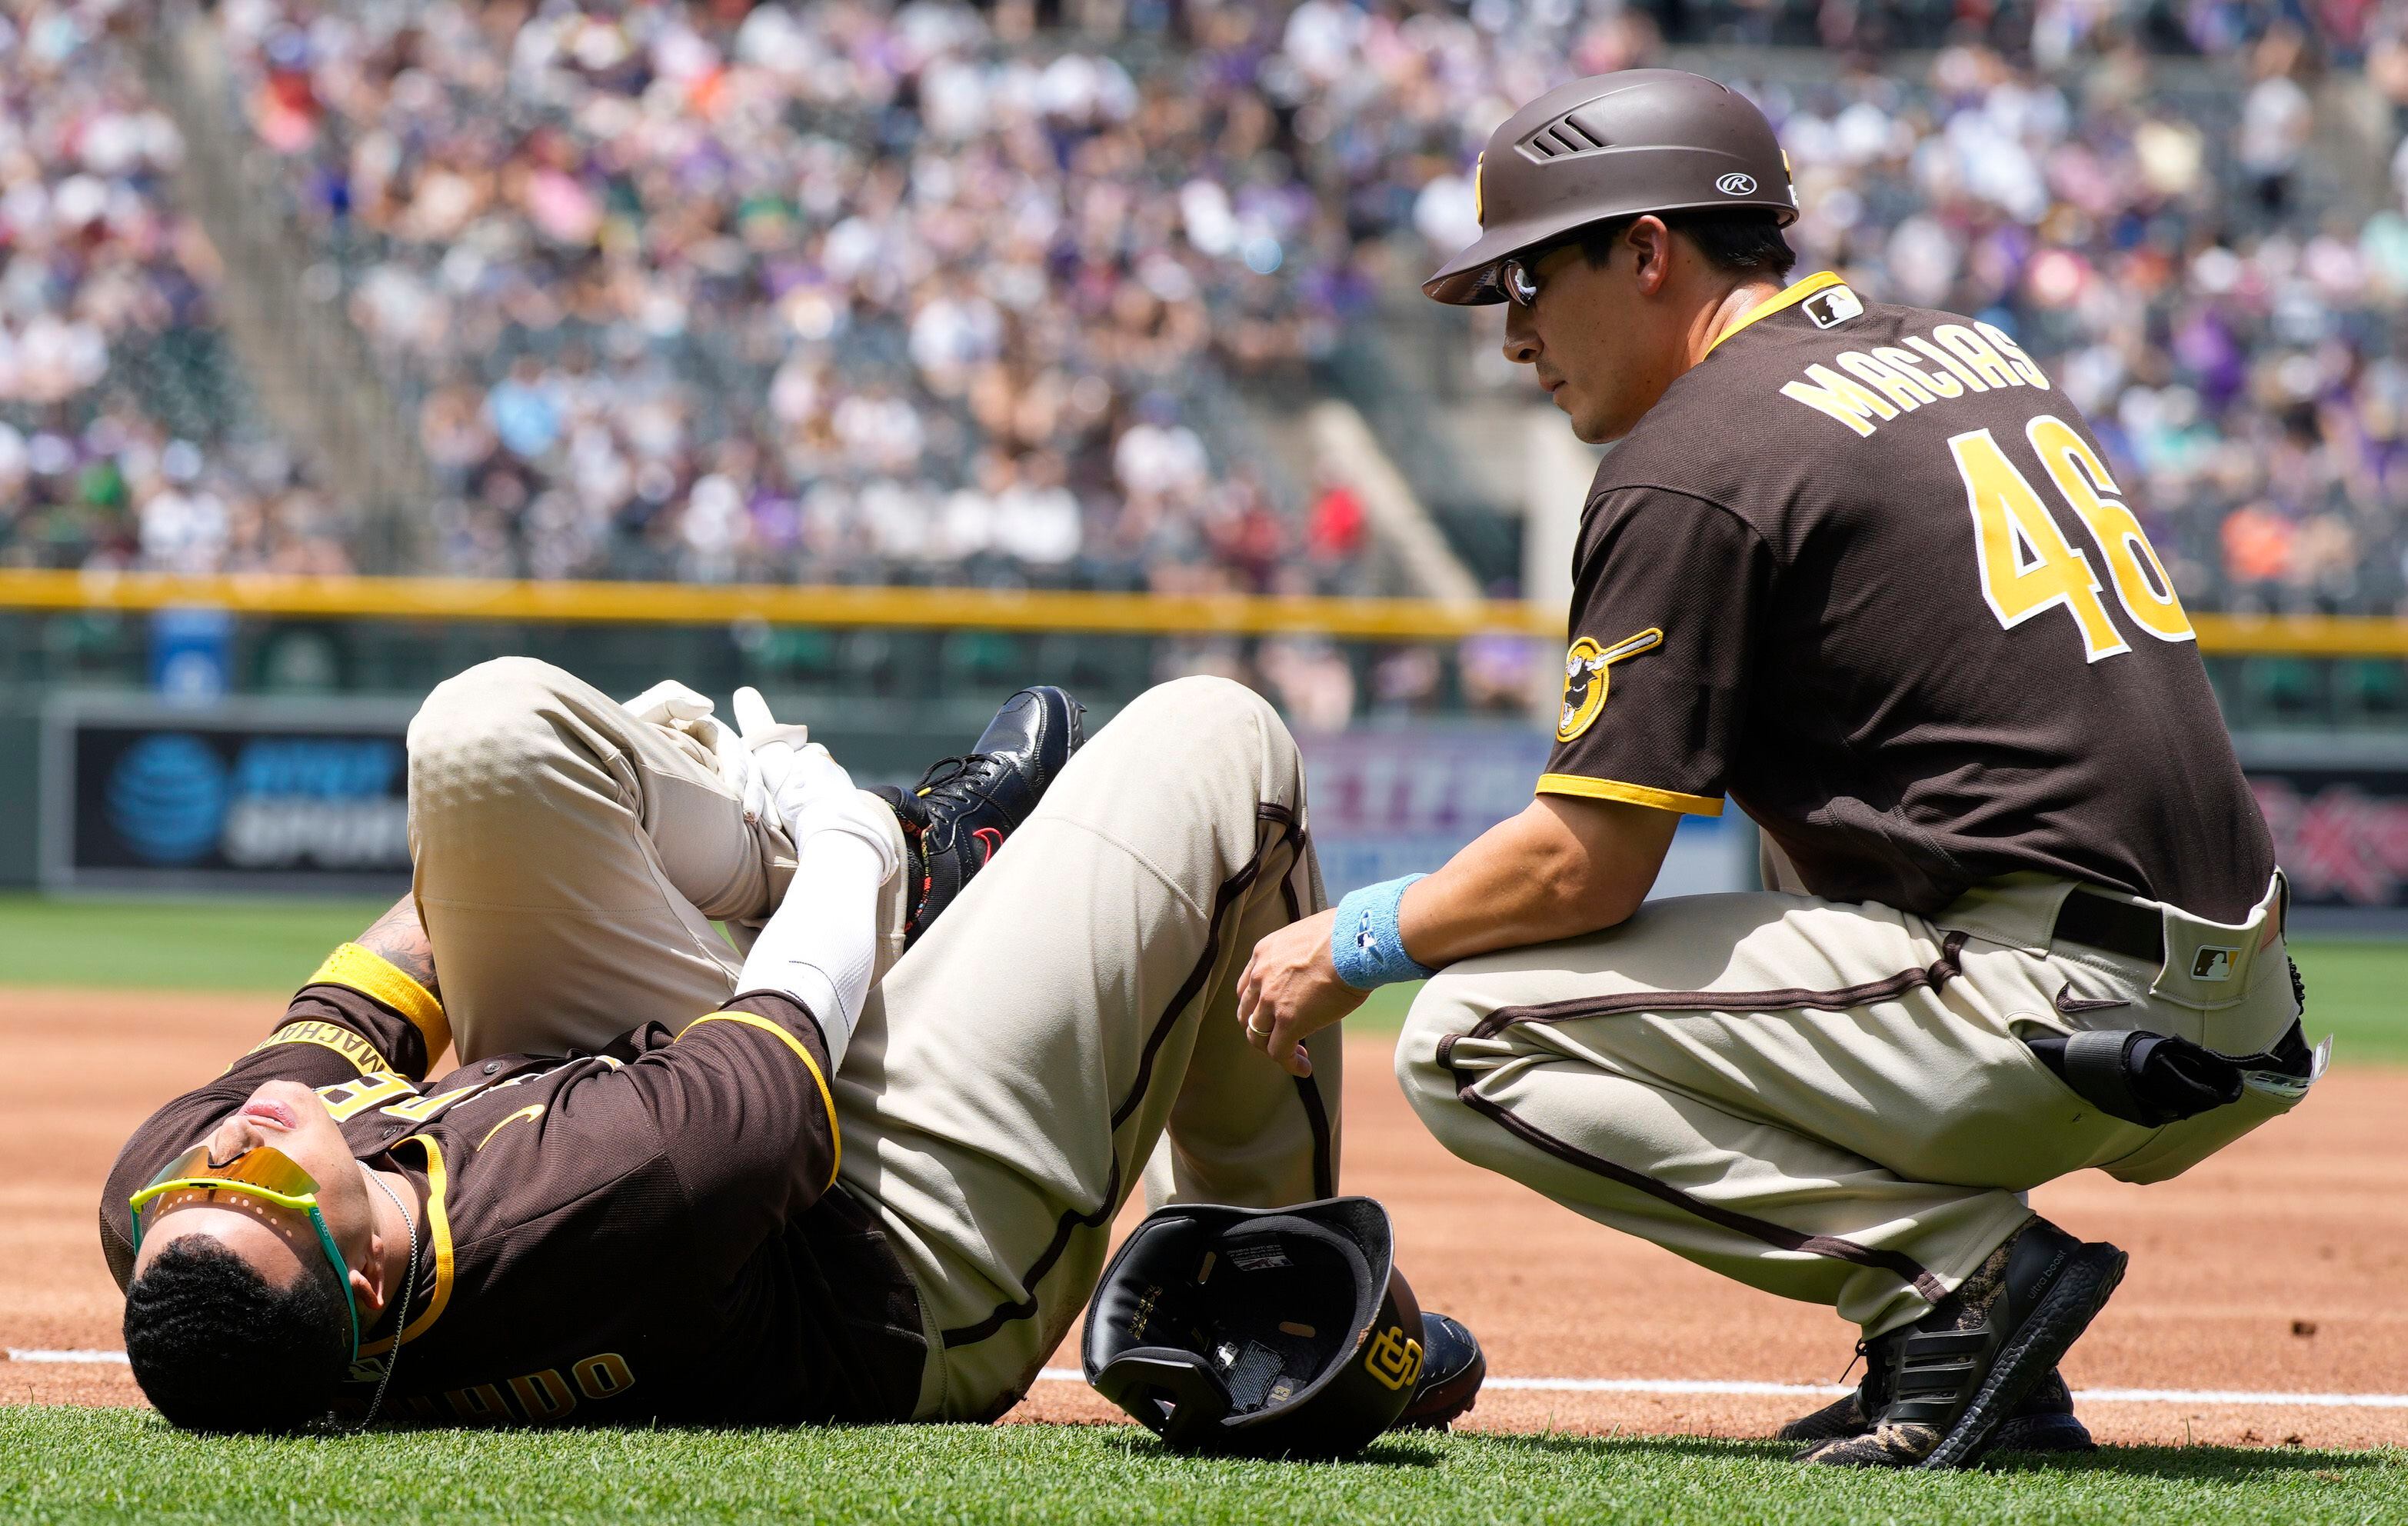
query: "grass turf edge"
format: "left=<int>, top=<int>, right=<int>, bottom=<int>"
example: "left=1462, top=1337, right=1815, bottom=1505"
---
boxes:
left=3, top=893, right=2402, bottom=1066
left=1, top=1408, right=2402, bottom=1525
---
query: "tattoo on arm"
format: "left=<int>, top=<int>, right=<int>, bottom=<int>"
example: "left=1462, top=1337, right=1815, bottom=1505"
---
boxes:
left=358, top=894, right=439, bottom=999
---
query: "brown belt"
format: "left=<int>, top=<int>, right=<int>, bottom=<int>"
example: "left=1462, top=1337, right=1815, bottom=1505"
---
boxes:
left=2051, top=889, right=2164, bottom=965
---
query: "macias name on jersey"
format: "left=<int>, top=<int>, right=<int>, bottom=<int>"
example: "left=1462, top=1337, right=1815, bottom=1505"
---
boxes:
left=1779, top=320, right=2051, bottom=438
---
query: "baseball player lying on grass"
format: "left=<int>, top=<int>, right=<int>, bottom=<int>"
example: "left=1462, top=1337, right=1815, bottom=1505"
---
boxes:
left=102, top=662, right=1470, bottom=1434
left=1238, top=71, right=2323, bottom=1471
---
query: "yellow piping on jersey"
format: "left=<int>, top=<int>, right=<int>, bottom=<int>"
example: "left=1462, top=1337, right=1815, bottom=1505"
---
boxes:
left=307, top=943, right=451, bottom=1064
left=1536, top=773, right=1724, bottom=817
left=358, top=1134, right=454, bottom=1358
left=1705, top=271, right=1848, bottom=357
left=679, top=1011, right=841, bottom=1191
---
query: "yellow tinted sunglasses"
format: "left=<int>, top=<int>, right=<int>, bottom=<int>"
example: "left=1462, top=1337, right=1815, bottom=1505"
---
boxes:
left=128, top=1144, right=362, bottom=1360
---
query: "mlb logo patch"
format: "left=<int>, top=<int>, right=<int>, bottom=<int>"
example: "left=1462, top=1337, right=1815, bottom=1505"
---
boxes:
left=2190, top=946, right=2238, bottom=981
left=1802, top=285, right=1863, bottom=328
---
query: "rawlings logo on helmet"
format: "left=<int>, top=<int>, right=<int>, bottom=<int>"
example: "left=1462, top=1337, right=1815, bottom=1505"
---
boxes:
left=1716, top=172, right=1757, bottom=195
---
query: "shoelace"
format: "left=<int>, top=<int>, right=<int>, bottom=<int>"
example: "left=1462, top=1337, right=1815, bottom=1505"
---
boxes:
left=914, top=752, right=1005, bottom=808
left=1835, top=1338, right=1869, bottom=1390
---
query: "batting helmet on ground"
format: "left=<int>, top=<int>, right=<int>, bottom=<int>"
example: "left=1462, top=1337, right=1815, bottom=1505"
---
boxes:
left=1424, top=68, right=1798, bottom=305
left=1082, top=1197, right=1428, bottom=1458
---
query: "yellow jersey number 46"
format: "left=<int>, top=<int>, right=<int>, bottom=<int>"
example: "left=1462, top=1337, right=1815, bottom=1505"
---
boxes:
left=1949, top=415, right=2193, bottom=662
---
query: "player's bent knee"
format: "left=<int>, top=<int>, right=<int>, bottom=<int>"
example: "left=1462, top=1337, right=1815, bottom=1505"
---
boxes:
left=1112, top=675, right=1298, bottom=772
left=1130, top=674, right=1283, bottom=734
left=408, top=657, right=588, bottom=798
left=1394, top=975, right=1487, bottom=1125
left=1401, top=968, right=1485, bottom=1045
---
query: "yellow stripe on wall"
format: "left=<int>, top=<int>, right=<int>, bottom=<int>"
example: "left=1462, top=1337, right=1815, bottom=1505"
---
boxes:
left=0, top=569, right=1554, bottom=641
left=1, top=570, right=2403, bottom=656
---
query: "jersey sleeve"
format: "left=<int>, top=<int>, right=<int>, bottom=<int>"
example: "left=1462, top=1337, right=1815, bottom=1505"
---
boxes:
left=618, top=989, right=844, bottom=1271
left=1537, top=487, right=1772, bottom=816
left=98, top=945, right=448, bottom=1288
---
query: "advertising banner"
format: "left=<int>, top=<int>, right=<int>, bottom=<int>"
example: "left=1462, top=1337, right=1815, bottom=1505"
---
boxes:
left=45, top=705, right=2383, bottom=922
left=2230, top=736, right=2408, bottom=928
left=1297, top=726, right=1757, bottom=900
left=42, top=696, right=415, bottom=892
left=2250, top=767, right=2408, bottom=914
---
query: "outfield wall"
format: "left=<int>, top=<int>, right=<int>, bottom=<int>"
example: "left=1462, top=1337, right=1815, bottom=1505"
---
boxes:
left=5, top=575, right=2408, bottom=929
left=17, top=685, right=2408, bottom=934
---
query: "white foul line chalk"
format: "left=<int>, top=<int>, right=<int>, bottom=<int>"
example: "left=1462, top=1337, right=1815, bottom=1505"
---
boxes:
left=1034, top=1368, right=2408, bottom=1409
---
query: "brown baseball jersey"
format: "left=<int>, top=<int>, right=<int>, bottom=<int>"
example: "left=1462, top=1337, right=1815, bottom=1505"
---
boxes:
left=100, top=948, right=925, bottom=1427
left=1540, top=272, right=2273, bottom=923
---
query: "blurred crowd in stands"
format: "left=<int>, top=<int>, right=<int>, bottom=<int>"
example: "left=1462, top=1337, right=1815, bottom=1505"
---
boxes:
left=0, top=0, right=354, bottom=575
left=223, top=0, right=1361, bottom=595
left=6, top=0, right=2408, bottom=700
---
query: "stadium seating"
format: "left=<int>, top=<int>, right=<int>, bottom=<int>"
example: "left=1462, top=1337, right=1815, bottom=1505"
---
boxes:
left=0, top=0, right=352, bottom=577
left=5, top=0, right=2406, bottom=630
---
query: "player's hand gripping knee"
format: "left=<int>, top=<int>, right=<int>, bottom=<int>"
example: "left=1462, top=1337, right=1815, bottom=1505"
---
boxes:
left=621, top=678, right=772, bottom=825
left=731, top=687, right=894, bottom=857
left=1237, top=909, right=1367, bottom=1078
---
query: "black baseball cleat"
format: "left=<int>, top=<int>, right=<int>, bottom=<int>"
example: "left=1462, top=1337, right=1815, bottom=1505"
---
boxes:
left=871, top=685, right=1084, bottom=948
left=1394, top=1311, right=1487, bottom=1431
left=1778, top=1367, right=2093, bottom=1454
left=1798, top=1218, right=2125, bottom=1470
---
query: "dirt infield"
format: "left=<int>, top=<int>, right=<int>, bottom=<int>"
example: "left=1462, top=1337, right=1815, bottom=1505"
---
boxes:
left=6, top=989, right=2403, bottom=1449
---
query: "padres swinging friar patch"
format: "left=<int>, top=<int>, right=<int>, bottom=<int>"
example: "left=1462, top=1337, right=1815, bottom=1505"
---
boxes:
left=1557, top=628, right=1664, bottom=742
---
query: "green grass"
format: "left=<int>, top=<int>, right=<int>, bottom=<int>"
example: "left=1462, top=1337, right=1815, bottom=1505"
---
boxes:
left=1361, top=945, right=2408, bottom=1060
left=2283, top=941, right=2408, bottom=1064
left=2, top=893, right=2402, bottom=1062
left=1347, top=978, right=1421, bottom=1032
left=0, top=893, right=395, bottom=993
left=0, top=1408, right=2399, bottom=1525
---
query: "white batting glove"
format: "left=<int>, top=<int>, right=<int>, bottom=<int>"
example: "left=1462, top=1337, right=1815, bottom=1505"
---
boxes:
left=621, top=679, right=775, bottom=826
left=621, top=678, right=714, bottom=730
left=733, top=686, right=908, bottom=985
left=732, top=688, right=894, bottom=868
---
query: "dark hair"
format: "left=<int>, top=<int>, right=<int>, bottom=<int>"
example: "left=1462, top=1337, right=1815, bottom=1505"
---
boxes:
left=123, top=1237, right=351, bottom=1433
left=1573, top=208, right=1797, bottom=282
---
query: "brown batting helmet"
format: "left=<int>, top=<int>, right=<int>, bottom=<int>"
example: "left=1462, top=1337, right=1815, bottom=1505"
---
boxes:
left=1084, top=1197, right=1431, bottom=1458
left=1424, top=69, right=1797, bottom=306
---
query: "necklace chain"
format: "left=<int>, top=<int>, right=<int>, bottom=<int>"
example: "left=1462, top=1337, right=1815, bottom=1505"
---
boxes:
left=354, top=1169, right=419, bottom=1431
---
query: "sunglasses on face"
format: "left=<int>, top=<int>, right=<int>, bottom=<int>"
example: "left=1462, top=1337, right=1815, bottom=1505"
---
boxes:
left=129, top=1143, right=363, bottom=1360
left=1499, top=238, right=1590, bottom=308
left=1499, top=255, right=1544, bottom=308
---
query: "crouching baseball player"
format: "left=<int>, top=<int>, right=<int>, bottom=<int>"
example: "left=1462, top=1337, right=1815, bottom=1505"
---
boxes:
left=1238, top=71, right=2322, bottom=1470
left=102, top=662, right=1404, bottom=1432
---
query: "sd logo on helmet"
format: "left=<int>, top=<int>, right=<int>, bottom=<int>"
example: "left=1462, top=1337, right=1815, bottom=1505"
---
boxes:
left=1081, top=1197, right=1484, bottom=1456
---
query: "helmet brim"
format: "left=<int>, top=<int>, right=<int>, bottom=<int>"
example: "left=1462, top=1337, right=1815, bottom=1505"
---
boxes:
left=1421, top=209, right=1597, bottom=306
left=1422, top=197, right=1802, bottom=306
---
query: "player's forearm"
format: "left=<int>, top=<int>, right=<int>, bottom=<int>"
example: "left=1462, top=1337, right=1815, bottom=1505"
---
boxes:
left=357, top=892, right=438, bottom=1001
left=734, top=818, right=894, bottom=1068
left=1400, top=796, right=1672, bottom=966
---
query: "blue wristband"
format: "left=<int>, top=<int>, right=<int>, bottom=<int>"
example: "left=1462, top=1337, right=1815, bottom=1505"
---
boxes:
left=1330, top=875, right=1437, bottom=991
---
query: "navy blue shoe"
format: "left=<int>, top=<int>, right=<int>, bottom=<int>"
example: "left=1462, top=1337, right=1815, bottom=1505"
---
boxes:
left=873, top=686, right=1084, bottom=948
left=1394, top=1311, right=1486, bottom=1431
